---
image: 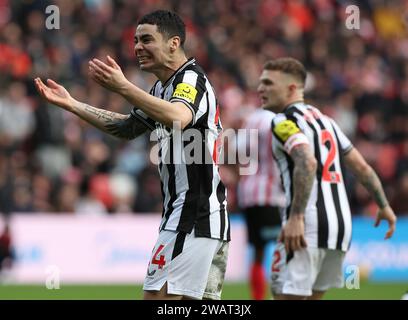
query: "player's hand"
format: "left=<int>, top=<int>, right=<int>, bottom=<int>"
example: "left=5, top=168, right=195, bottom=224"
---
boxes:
left=34, top=78, right=76, bottom=111
left=89, top=56, right=130, bottom=93
left=280, top=214, right=307, bottom=252
left=374, top=205, right=397, bottom=239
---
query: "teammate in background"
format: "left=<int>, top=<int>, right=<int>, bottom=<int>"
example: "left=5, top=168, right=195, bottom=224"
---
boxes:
left=0, top=219, right=14, bottom=278
left=237, top=108, right=285, bottom=300
left=34, top=10, right=229, bottom=300
left=257, top=57, right=397, bottom=300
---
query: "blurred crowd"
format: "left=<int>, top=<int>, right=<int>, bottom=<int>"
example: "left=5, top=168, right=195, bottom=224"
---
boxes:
left=0, top=0, right=408, bottom=217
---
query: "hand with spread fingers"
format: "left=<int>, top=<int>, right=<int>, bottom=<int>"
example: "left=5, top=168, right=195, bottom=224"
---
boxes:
left=88, top=55, right=130, bottom=93
left=279, top=214, right=307, bottom=253
left=374, top=205, right=397, bottom=240
left=34, top=77, right=76, bottom=111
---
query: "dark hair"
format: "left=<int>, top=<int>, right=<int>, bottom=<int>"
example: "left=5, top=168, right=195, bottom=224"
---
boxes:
left=138, top=10, right=186, bottom=48
left=263, top=57, right=307, bottom=85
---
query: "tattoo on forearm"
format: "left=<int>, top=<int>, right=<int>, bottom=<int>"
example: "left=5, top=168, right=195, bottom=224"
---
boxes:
left=360, top=169, right=389, bottom=209
left=290, top=146, right=316, bottom=215
left=84, top=104, right=118, bottom=122
left=81, top=104, right=146, bottom=139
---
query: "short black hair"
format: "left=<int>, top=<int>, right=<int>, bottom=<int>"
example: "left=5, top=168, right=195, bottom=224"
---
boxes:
left=138, top=10, right=186, bottom=48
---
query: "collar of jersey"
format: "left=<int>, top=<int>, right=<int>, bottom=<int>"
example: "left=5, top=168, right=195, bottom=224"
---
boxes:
left=161, top=57, right=196, bottom=90
left=284, top=100, right=305, bottom=111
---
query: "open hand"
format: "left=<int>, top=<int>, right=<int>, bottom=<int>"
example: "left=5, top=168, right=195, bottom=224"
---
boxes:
left=88, top=56, right=129, bottom=93
left=34, top=78, right=75, bottom=111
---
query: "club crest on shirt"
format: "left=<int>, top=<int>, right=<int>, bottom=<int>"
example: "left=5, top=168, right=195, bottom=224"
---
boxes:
left=172, top=83, right=197, bottom=104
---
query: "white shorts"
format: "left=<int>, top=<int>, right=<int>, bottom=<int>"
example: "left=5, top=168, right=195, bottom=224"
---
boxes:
left=270, top=242, right=345, bottom=296
left=143, top=230, right=229, bottom=300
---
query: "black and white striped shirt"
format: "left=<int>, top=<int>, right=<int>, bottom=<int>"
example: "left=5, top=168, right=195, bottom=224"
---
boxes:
left=131, top=58, right=230, bottom=241
left=271, top=102, right=353, bottom=251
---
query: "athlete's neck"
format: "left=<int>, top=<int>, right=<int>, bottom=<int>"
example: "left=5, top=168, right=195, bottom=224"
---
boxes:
left=283, top=99, right=304, bottom=111
left=155, top=54, right=188, bottom=83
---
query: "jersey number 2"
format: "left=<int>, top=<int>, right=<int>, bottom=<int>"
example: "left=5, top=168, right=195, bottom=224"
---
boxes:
left=321, top=130, right=341, bottom=183
left=271, top=250, right=281, bottom=273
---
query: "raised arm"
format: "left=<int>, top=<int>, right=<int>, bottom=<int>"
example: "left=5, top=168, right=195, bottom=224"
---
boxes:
left=88, top=56, right=193, bottom=129
left=34, top=78, right=147, bottom=140
left=344, top=147, right=397, bottom=239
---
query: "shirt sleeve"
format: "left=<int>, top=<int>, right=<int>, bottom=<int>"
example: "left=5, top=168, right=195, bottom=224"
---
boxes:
left=169, top=70, right=206, bottom=125
left=272, top=115, right=309, bottom=154
left=130, top=107, right=156, bottom=131
left=128, top=83, right=158, bottom=131
left=330, top=119, right=353, bottom=155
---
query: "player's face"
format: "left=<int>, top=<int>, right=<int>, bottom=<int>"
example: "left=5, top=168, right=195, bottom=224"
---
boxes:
left=134, top=24, right=170, bottom=72
left=257, top=70, right=291, bottom=113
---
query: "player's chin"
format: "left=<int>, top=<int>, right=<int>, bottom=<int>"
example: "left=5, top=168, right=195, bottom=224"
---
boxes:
left=138, top=62, right=153, bottom=71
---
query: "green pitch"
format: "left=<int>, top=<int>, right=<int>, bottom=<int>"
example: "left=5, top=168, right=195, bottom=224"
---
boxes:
left=0, top=282, right=406, bottom=300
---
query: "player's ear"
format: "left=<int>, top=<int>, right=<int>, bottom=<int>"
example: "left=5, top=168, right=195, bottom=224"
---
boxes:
left=288, top=83, right=298, bottom=94
left=169, top=36, right=181, bottom=52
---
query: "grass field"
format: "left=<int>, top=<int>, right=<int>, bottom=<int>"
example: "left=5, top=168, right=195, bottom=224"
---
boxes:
left=0, top=282, right=406, bottom=300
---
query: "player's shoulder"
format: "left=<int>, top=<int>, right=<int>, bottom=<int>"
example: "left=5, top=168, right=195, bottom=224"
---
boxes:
left=183, top=60, right=207, bottom=78
left=271, top=112, right=289, bottom=128
left=271, top=105, right=307, bottom=143
left=270, top=115, right=301, bottom=144
left=175, top=61, right=209, bottom=90
left=273, top=110, right=287, bottom=120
